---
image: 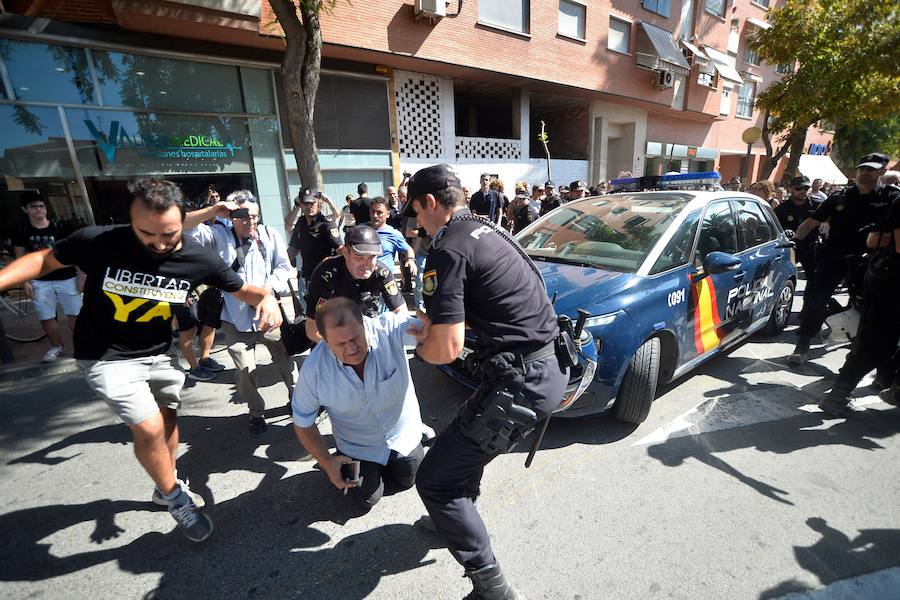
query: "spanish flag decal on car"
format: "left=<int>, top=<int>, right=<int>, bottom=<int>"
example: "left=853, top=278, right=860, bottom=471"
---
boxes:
left=692, top=274, right=722, bottom=354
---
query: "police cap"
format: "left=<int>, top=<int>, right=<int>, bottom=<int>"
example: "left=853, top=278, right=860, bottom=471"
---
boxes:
left=344, top=225, right=382, bottom=256
left=857, top=153, right=890, bottom=170
left=298, top=187, right=317, bottom=203
left=570, top=180, right=588, bottom=192
left=790, top=175, right=811, bottom=189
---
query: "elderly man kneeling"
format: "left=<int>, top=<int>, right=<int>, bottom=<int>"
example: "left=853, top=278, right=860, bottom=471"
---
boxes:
left=291, top=297, right=425, bottom=507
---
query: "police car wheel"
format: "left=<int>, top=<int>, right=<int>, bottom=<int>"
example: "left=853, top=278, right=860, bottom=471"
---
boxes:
left=613, top=337, right=660, bottom=424
left=764, top=279, right=795, bottom=336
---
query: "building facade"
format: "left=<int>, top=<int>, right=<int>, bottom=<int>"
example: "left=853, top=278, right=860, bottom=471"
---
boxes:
left=0, top=0, right=837, bottom=242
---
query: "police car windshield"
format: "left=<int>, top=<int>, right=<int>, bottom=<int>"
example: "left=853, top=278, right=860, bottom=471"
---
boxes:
left=518, top=194, right=692, bottom=272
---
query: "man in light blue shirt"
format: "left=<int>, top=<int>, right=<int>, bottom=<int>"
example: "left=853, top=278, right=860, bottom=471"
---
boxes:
left=292, top=297, right=424, bottom=508
left=185, top=191, right=297, bottom=434
left=369, top=196, right=416, bottom=276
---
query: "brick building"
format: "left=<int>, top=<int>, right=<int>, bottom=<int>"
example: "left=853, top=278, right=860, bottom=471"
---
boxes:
left=0, top=0, right=839, bottom=239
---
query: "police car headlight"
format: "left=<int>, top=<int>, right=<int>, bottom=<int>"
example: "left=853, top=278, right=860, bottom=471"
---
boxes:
left=584, top=310, right=624, bottom=328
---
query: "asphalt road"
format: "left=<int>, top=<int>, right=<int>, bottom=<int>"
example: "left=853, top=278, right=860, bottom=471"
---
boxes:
left=1, top=295, right=899, bottom=599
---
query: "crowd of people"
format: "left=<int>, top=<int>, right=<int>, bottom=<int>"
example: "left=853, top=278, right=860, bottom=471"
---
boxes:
left=1, top=153, right=898, bottom=598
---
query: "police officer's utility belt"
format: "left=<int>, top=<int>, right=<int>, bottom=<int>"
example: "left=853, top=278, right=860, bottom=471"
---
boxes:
left=458, top=329, right=574, bottom=455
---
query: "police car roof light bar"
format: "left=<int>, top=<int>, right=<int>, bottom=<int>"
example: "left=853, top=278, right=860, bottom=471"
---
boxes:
left=609, top=171, right=722, bottom=186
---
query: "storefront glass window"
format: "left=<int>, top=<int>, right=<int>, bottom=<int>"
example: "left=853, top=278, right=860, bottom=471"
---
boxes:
left=91, top=50, right=244, bottom=113
left=240, top=67, right=276, bottom=115
left=0, top=39, right=96, bottom=104
left=65, top=108, right=254, bottom=177
left=0, top=105, right=90, bottom=242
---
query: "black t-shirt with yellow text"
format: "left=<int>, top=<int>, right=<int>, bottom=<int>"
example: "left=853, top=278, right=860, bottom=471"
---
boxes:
left=53, top=225, right=243, bottom=360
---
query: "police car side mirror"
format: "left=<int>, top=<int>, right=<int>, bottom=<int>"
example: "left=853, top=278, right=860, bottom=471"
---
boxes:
left=702, top=251, right=742, bottom=275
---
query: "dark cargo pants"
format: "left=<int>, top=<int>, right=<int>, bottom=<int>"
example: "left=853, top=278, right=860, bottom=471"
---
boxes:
left=415, top=354, right=568, bottom=570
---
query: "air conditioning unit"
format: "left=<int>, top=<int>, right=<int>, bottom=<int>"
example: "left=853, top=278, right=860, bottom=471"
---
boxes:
left=414, top=0, right=446, bottom=19
left=656, top=70, right=675, bottom=89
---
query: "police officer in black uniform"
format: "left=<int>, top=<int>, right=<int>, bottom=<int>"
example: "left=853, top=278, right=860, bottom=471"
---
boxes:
left=303, top=225, right=406, bottom=343
left=539, top=180, right=561, bottom=216
left=788, top=153, right=896, bottom=367
left=403, top=164, right=570, bottom=600
left=774, top=175, right=819, bottom=301
left=287, top=188, right=343, bottom=284
left=818, top=157, right=900, bottom=416
left=509, top=189, right=536, bottom=234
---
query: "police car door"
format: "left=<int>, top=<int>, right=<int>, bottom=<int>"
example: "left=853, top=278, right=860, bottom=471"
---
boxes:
left=689, top=200, right=744, bottom=356
left=731, top=198, right=783, bottom=331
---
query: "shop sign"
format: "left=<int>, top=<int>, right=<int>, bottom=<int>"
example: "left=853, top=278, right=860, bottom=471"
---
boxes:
left=84, top=119, right=244, bottom=164
left=687, top=146, right=698, bottom=157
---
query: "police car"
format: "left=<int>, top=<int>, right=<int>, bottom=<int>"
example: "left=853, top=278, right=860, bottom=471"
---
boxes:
left=440, top=173, right=797, bottom=424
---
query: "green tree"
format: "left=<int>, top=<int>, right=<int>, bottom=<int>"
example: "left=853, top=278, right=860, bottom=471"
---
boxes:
left=832, top=116, right=900, bottom=174
left=751, top=0, right=900, bottom=180
left=268, top=0, right=337, bottom=195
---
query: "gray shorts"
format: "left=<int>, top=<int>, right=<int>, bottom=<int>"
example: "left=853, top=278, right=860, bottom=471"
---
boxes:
left=77, top=355, right=185, bottom=426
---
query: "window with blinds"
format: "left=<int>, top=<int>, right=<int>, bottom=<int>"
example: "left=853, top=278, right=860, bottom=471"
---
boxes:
left=275, top=73, right=391, bottom=150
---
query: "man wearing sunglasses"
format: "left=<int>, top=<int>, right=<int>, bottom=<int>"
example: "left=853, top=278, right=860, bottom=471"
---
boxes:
left=185, top=191, right=296, bottom=434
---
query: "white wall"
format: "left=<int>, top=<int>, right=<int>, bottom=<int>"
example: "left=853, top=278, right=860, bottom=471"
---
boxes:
left=399, top=159, right=589, bottom=190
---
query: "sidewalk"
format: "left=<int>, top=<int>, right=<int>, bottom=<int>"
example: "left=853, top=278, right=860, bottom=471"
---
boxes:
left=0, top=318, right=77, bottom=382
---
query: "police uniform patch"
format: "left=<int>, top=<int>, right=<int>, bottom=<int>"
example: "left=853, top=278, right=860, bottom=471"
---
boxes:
left=385, top=280, right=398, bottom=296
left=836, top=203, right=845, bottom=212
left=330, top=227, right=340, bottom=238
left=316, top=297, right=327, bottom=309
left=422, top=269, right=437, bottom=296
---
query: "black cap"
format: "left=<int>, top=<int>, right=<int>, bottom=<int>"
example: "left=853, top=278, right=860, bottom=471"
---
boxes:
left=570, top=180, right=587, bottom=191
left=560, top=185, right=570, bottom=193
left=344, top=226, right=382, bottom=256
left=401, top=164, right=462, bottom=217
left=298, top=187, right=317, bottom=204
left=544, top=180, right=555, bottom=188
left=857, top=152, right=890, bottom=169
left=790, top=175, right=811, bottom=188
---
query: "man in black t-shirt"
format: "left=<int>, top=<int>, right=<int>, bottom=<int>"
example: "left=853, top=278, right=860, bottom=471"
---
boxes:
left=787, top=153, right=899, bottom=367
left=469, top=173, right=502, bottom=225
left=12, top=190, right=83, bottom=363
left=540, top=180, right=561, bottom=216
left=0, top=178, right=282, bottom=544
left=774, top=175, right=819, bottom=301
left=287, top=188, right=343, bottom=282
left=402, top=164, right=569, bottom=599
left=303, top=225, right=406, bottom=343
left=348, top=182, right=372, bottom=225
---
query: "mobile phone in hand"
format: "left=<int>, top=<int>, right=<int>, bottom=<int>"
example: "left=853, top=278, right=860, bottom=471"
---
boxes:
left=230, top=207, right=250, bottom=219
left=341, top=460, right=361, bottom=495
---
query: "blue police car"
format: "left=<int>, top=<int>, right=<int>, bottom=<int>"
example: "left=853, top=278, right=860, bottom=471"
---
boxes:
left=440, top=178, right=796, bottom=424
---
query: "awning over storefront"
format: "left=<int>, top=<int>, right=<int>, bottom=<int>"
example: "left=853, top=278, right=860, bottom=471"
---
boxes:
left=702, top=46, right=744, bottom=83
left=636, top=22, right=691, bottom=76
left=680, top=40, right=709, bottom=68
left=798, top=155, right=848, bottom=184
left=746, top=17, right=771, bottom=30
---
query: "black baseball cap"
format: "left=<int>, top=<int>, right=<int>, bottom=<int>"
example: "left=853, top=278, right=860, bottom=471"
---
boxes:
left=544, top=180, right=555, bottom=188
left=857, top=153, right=890, bottom=169
left=570, top=180, right=588, bottom=191
left=298, top=187, right=317, bottom=204
left=790, top=175, right=811, bottom=188
left=401, top=164, right=462, bottom=217
left=344, top=226, right=382, bottom=256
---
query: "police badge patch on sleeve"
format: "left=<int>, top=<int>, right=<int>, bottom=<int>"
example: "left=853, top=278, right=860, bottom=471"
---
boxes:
left=385, top=280, right=398, bottom=296
left=422, top=269, right=437, bottom=296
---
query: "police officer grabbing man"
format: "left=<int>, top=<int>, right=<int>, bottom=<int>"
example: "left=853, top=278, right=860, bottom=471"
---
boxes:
left=403, top=164, right=570, bottom=600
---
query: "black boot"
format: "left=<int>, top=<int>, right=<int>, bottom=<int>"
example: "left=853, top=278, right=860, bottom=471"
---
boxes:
left=818, top=388, right=866, bottom=418
left=463, top=562, right=524, bottom=600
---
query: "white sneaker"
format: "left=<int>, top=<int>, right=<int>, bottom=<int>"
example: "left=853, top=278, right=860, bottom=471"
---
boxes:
left=42, top=346, right=64, bottom=363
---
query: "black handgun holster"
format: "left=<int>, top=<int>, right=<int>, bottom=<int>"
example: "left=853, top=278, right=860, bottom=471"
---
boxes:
left=458, top=352, right=537, bottom=454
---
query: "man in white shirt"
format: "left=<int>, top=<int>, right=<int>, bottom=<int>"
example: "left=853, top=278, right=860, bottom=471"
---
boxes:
left=186, top=191, right=297, bottom=434
left=291, top=297, right=425, bottom=508
left=809, top=178, right=828, bottom=204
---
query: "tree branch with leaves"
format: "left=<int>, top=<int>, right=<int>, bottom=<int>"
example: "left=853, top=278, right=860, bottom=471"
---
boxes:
left=751, top=0, right=900, bottom=180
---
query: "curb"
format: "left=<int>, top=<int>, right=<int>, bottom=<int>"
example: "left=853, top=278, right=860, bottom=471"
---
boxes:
left=0, top=358, right=79, bottom=383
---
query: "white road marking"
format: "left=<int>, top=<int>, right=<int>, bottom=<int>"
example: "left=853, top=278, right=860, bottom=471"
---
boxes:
left=770, top=567, right=900, bottom=600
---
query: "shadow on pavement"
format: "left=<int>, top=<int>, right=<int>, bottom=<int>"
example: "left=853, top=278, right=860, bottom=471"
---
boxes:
left=1, top=412, right=444, bottom=598
left=758, top=518, right=900, bottom=599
